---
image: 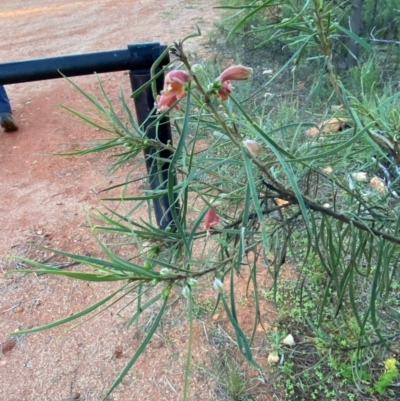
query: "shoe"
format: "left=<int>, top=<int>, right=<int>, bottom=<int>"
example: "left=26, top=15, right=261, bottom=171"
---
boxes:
left=0, top=112, right=18, bottom=132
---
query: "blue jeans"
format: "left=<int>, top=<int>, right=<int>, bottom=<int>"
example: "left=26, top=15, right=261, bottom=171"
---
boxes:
left=0, top=85, right=12, bottom=114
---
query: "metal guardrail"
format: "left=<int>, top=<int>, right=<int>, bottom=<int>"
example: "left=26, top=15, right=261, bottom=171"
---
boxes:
left=0, top=43, right=176, bottom=230
left=0, top=43, right=163, bottom=84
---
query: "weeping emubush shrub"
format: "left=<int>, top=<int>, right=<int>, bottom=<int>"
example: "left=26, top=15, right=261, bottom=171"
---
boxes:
left=9, top=20, right=400, bottom=400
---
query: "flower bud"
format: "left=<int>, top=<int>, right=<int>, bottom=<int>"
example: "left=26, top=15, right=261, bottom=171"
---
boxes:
left=182, top=285, right=191, bottom=298
left=147, top=245, right=161, bottom=258
left=162, top=286, right=171, bottom=299
left=243, top=140, right=262, bottom=157
left=143, top=261, right=152, bottom=270
left=160, top=268, right=170, bottom=276
left=213, top=278, right=224, bottom=294
left=204, top=208, right=220, bottom=230
left=219, top=65, right=253, bottom=82
left=187, top=278, right=198, bottom=288
left=191, top=64, right=203, bottom=73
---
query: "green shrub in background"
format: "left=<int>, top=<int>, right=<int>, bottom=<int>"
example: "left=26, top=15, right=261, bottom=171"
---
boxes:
left=218, top=0, right=400, bottom=69
left=362, top=0, right=400, bottom=40
left=8, top=0, right=400, bottom=399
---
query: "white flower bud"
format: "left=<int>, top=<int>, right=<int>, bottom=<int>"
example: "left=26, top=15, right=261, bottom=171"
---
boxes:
left=182, top=285, right=191, bottom=298
left=160, top=268, right=170, bottom=276
left=187, top=278, right=198, bottom=288
left=213, top=278, right=224, bottom=294
left=191, top=64, right=203, bottom=73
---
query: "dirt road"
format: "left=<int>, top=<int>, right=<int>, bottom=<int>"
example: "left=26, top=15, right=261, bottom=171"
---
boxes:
left=0, top=1, right=221, bottom=400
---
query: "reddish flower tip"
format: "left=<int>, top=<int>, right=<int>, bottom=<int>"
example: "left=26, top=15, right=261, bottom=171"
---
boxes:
left=165, top=70, right=191, bottom=85
left=216, top=80, right=232, bottom=101
left=204, top=208, right=220, bottom=230
left=155, top=94, right=181, bottom=112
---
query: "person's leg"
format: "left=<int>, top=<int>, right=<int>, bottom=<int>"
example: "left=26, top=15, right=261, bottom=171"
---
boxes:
left=0, top=85, right=18, bottom=132
left=0, top=85, right=12, bottom=114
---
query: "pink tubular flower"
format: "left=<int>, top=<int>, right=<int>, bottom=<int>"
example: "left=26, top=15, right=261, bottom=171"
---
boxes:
left=155, top=70, right=192, bottom=112
left=162, top=70, right=191, bottom=99
left=204, top=208, right=220, bottom=230
left=218, top=65, right=253, bottom=83
left=217, top=80, right=232, bottom=101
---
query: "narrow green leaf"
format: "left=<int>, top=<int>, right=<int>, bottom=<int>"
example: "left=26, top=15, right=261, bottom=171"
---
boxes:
left=11, top=283, right=129, bottom=334
left=131, top=61, right=170, bottom=100
left=167, top=85, right=192, bottom=252
left=102, top=295, right=168, bottom=400
left=242, top=150, right=269, bottom=259
left=334, top=23, right=373, bottom=51
left=226, top=0, right=282, bottom=41
left=292, top=122, right=373, bottom=162
left=221, top=295, right=262, bottom=371
left=183, top=293, right=193, bottom=401
left=126, top=293, right=162, bottom=328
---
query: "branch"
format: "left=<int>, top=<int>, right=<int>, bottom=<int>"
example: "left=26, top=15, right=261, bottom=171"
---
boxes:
left=263, top=181, right=400, bottom=246
left=370, top=27, right=400, bottom=45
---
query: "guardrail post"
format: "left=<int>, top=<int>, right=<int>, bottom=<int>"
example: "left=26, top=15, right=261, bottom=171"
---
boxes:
left=129, top=50, right=178, bottom=230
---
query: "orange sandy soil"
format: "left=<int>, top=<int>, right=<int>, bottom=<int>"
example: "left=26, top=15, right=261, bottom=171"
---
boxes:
left=0, top=1, right=279, bottom=400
